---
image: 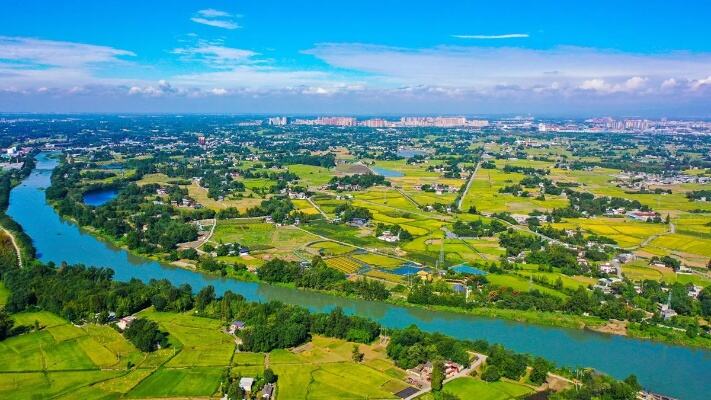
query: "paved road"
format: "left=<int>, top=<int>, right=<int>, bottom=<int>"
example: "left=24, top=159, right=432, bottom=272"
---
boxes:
left=457, top=161, right=481, bottom=211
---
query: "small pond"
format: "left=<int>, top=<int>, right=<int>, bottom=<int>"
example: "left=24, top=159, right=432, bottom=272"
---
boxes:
left=371, top=166, right=404, bottom=177
left=82, top=188, right=119, bottom=206
left=450, top=263, right=488, bottom=275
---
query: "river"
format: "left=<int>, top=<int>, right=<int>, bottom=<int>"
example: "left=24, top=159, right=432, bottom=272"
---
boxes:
left=6, top=153, right=711, bottom=399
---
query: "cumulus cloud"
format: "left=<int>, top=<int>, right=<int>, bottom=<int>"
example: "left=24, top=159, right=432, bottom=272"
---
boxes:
left=191, top=9, right=240, bottom=29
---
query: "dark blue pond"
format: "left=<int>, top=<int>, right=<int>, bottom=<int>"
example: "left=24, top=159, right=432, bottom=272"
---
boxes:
left=82, top=188, right=118, bottom=206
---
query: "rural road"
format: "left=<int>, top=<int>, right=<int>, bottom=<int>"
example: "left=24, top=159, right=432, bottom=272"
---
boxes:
left=1, top=227, right=23, bottom=268
left=457, top=161, right=481, bottom=211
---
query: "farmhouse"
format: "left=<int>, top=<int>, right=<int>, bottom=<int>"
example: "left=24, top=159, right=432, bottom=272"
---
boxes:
left=377, top=230, right=400, bottom=243
left=239, top=377, right=255, bottom=393
left=117, top=316, right=136, bottom=331
left=228, top=320, right=246, bottom=334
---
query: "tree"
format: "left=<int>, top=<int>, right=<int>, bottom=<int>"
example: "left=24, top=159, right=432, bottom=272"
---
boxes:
left=0, top=310, right=14, bottom=340
left=352, top=344, right=364, bottom=363
left=263, top=368, right=277, bottom=384
left=196, top=285, right=216, bottom=312
left=529, top=357, right=551, bottom=385
left=123, top=318, right=168, bottom=352
left=481, top=365, right=501, bottom=382
left=431, top=360, right=445, bottom=391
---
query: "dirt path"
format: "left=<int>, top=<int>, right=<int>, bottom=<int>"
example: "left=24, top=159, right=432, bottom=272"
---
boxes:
left=307, top=197, right=331, bottom=221
left=1, top=227, right=23, bottom=268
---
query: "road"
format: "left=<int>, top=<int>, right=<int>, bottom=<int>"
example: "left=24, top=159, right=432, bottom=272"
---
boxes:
left=294, top=226, right=416, bottom=264
left=457, top=161, right=481, bottom=211
left=307, top=196, right=331, bottom=221
left=1, top=227, right=23, bottom=268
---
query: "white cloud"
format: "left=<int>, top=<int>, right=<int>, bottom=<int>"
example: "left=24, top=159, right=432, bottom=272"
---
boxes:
left=172, top=43, right=257, bottom=67
left=579, top=79, right=610, bottom=91
left=190, top=9, right=240, bottom=30
left=305, top=43, right=711, bottom=92
left=661, top=78, right=678, bottom=90
left=0, top=36, right=134, bottom=67
left=210, top=88, right=228, bottom=96
left=128, top=80, right=178, bottom=97
left=197, top=9, right=231, bottom=18
left=452, top=34, right=529, bottom=39
left=0, top=36, right=136, bottom=88
left=691, top=76, right=711, bottom=91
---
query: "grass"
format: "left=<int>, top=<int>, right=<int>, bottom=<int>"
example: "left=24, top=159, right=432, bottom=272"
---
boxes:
left=288, top=164, right=334, bottom=187
left=436, top=377, right=533, bottom=400
left=487, top=274, right=568, bottom=299
left=211, top=220, right=319, bottom=262
left=552, top=217, right=667, bottom=248
left=269, top=336, right=409, bottom=400
left=126, top=367, right=223, bottom=398
left=139, top=310, right=235, bottom=367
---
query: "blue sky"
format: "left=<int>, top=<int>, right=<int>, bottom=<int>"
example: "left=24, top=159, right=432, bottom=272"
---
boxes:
left=1, top=0, right=711, bottom=116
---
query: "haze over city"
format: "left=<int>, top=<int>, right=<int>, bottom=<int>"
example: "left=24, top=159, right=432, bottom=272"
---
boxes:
left=1, top=0, right=711, bottom=116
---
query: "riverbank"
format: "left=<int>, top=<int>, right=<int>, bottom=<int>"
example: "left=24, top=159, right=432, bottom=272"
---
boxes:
left=43, top=197, right=711, bottom=351
left=8, top=155, right=711, bottom=400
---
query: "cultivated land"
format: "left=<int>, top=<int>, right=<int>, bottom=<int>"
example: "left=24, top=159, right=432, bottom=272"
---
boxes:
left=2, top=116, right=711, bottom=400
left=0, top=308, right=415, bottom=400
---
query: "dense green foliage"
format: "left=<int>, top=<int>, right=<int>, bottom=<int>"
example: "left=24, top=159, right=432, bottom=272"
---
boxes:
left=123, top=318, right=169, bottom=352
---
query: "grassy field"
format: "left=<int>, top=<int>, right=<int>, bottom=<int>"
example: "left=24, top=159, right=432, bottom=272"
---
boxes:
left=269, top=336, right=410, bottom=400
left=0, top=311, right=147, bottom=399
left=487, top=274, right=568, bottom=299
left=211, top=219, right=319, bottom=262
left=461, top=162, right=568, bottom=213
left=552, top=217, right=667, bottom=248
left=288, top=164, right=334, bottom=187
left=418, top=376, right=533, bottom=400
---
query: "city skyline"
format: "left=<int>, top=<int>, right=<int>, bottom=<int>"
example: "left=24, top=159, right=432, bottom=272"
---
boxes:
left=1, top=1, right=711, bottom=116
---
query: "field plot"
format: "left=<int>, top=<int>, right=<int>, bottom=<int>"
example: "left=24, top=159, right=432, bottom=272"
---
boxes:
left=127, top=367, right=223, bottom=398
left=292, top=199, right=321, bottom=215
left=0, top=313, right=147, bottom=399
left=553, top=217, right=667, bottom=248
left=307, top=240, right=354, bottom=256
left=325, top=256, right=363, bottom=273
left=421, top=376, right=533, bottom=400
left=139, top=310, right=235, bottom=367
left=187, top=182, right=264, bottom=211
left=288, top=164, right=334, bottom=187
left=211, top=220, right=319, bottom=261
left=487, top=274, right=568, bottom=299
left=269, top=336, right=410, bottom=400
left=461, top=165, right=568, bottom=213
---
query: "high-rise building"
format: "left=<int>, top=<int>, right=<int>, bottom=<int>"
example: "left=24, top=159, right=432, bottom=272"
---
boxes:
left=315, top=117, right=357, bottom=126
left=361, top=118, right=390, bottom=128
left=267, top=116, right=288, bottom=126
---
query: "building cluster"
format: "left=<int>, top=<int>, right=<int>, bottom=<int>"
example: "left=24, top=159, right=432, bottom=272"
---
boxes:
left=406, top=360, right=463, bottom=387
left=270, top=116, right=489, bottom=128
left=540, top=117, right=711, bottom=135
left=612, top=172, right=711, bottom=190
